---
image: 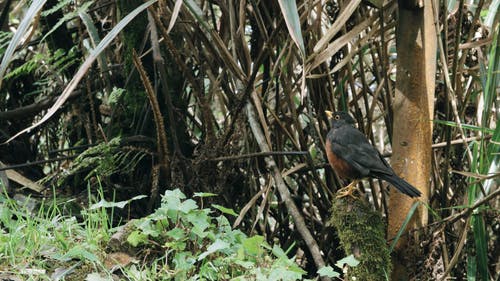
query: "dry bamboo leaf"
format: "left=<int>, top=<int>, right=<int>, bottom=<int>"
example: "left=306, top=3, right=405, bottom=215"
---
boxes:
left=329, top=17, right=385, bottom=74
left=167, top=0, right=183, bottom=33
left=313, top=0, right=362, bottom=53
left=308, top=15, right=374, bottom=71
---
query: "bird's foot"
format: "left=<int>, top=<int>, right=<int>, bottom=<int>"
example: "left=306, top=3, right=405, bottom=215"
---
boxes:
left=336, top=180, right=360, bottom=199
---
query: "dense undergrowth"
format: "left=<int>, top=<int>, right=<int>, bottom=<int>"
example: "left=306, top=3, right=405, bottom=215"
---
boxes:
left=1, top=184, right=348, bottom=280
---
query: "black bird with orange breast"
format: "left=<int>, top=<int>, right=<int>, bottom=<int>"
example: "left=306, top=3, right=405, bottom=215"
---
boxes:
left=325, top=111, right=421, bottom=198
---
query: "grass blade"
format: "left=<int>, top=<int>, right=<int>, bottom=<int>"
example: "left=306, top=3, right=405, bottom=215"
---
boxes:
left=389, top=201, right=420, bottom=252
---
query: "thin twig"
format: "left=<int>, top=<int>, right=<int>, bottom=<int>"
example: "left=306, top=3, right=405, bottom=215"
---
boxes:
left=432, top=134, right=492, bottom=148
left=445, top=187, right=500, bottom=225
left=207, top=151, right=308, bottom=162
left=0, top=155, right=82, bottom=171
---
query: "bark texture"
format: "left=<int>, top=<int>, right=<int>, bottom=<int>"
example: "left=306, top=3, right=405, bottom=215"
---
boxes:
left=390, top=0, right=436, bottom=279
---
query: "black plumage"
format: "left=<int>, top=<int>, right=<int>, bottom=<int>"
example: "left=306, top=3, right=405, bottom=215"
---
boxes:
left=325, top=111, right=421, bottom=198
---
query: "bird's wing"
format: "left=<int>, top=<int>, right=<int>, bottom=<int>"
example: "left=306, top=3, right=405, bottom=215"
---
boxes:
left=330, top=126, right=393, bottom=177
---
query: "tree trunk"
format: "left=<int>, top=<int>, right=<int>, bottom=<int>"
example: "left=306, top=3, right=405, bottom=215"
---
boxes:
left=389, top=0, right=435, bottom=279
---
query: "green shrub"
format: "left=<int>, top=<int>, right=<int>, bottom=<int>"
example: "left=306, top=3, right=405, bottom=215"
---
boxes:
left=125, top=189, right=306, bottom=280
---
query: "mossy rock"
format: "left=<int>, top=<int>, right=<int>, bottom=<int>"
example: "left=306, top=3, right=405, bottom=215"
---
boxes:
left=330, top=192, right=391, bottom=280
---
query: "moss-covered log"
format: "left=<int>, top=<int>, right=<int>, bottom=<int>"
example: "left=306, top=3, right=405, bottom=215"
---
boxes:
left=330, top=193, right=391, bottom=280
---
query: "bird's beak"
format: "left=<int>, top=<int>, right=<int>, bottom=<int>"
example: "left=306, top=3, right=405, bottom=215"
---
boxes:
left=325, top=111, right=333, bottom=119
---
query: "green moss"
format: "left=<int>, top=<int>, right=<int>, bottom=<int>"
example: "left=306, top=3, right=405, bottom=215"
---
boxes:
left=330, top=192, right=391, bottom=280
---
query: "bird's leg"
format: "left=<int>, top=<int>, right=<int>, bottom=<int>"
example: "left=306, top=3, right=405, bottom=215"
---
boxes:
left=336, top=180, right=360, bottom=199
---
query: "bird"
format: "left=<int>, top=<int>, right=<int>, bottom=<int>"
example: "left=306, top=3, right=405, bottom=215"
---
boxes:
left=325, top=111, right=421, bottom=198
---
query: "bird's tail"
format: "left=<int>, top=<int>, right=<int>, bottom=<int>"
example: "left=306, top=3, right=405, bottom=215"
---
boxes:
left=378, top=174, right=421, bottom=198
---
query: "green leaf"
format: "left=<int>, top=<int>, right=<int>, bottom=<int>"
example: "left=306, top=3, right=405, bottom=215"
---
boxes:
left=135, top=219, right=161, bottom=237
left=242, top=235, right=264, bottom=256
left=198, top=239, right=230, bottom=260
left=108, top=87, right=125, bottom=105
left=193, top=192, right=218, bottom=198
left=467, top=251, right=477, bottom=281
left=432, top=119, right=495, bottom=133
left=165, top=240, right=186, bottom=251
left=173, top=252, right=196, bottom=271
left=390, top=201, right=420, bottom=252
left=233, top=259, right=255, bottom=269
left=0, top=205, right=12, bottom=227
left=127, top=230, right=148, bottom=247
left=163, top=188, right=187, bottom=201
left=317, top=266, right=341, bottom=278
left=471, top=214, right=488, bottom=281
left=79, top=10, right=110, bottom=76
left=179, top=199, right=198, bottom=213
left=187, top=211, right=211, bottom=238
left=212, top=204, right=238, bottom=216
left=335, top=254, right=360, bottom=268
left=57, top=245, right=99, bottom=262
left=271, top=244, right=288, bottom=260
left=166, top=227, right=186, bottom=241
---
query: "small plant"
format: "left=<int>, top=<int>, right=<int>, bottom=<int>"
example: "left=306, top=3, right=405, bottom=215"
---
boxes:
left=122, top=188, right=306, bottom=280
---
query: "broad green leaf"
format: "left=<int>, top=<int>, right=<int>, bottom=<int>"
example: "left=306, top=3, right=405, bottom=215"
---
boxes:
left=173, top=252, right=196, bottom=271
left=212, top=204, right=238, bottom=216
left=271, top=244, right=288, bottom=260
left=269, top=266, right=304, bottom=280
left=164, top=241, right=186, bottom=251
left=242, top=235, right=264, bottom=256
left=198, top=239, right=230, bottom=260
left=317, top=266, right=341, bottom=278
left=163, top=188, right=187, bottom=201
left=135, top=219, right=161, bottom=237
left=187, top=211, right=211, bottom=235
left=127, top=230, right=148, bottom=247
left=166, top=227, right=185, bottom=240
left=336, top=254, right=360, bottom=268
left=179, top=199, right=198, bottom=213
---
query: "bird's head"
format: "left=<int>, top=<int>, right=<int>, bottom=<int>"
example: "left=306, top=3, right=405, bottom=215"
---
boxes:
left=325, top=111, right=356, bottom=128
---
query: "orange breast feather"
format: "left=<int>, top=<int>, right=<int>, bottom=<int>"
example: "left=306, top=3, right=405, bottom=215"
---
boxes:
left=325, top=139, right=360, bottom=179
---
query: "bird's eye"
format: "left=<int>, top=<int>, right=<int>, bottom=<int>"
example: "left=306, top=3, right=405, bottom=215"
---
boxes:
left=334, top=115, right=340, bottom=120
